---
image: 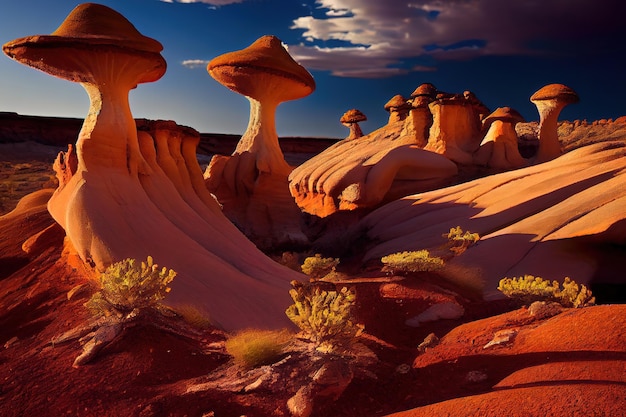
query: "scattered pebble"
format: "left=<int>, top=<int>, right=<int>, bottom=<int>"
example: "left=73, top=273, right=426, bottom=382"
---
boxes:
left=528, top=301, right=564, bottom=319
left=483, top=329, right=517, bottom=349
left=417, top=333, right=439, bottom=352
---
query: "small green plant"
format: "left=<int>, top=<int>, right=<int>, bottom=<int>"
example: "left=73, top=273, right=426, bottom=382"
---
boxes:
left=381, top=250, right=444, bottom=273
left=301, top=254, right=340, bottom=278
left=285, top=281, right=362, bottom=353
left=497, top=275, right=595, bottom=308
left=86, top=256, right=176, bottom=316
left=225, top=329, right=292, bottom=369
left=444, top=226, right=480, bottom=255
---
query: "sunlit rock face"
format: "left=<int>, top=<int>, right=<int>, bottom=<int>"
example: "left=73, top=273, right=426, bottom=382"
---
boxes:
left=3, top=3, right=303, bottom=331
left=359, top=139, right=626, bottom=298
left=205, top=35, right=315, bottom=250
left=423, top=93, right=485, bottom=165
left=288, top=122, right=458, bottom=218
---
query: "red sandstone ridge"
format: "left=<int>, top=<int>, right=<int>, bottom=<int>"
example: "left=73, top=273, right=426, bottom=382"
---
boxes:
left=3, top=3, right=304, bottom=331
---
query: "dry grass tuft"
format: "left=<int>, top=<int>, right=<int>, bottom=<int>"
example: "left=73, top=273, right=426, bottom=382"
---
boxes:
left=225, top=328, right=292, bottom=369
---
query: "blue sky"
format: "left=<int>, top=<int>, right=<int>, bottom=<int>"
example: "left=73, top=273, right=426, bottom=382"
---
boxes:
left=1, top=0, right=625, bottom=138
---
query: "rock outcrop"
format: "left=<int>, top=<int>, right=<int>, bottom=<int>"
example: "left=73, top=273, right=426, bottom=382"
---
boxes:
left=423, top=92, right=486, bottom=164
left=288, top=83, right=585, bottom=219
left=474, top=107, right=527, bottom=169
left=3, top=3, right=304, bottom=330
left=288, top=123, right=458, bottom=218
left=358, top=136, right=626, bottom=298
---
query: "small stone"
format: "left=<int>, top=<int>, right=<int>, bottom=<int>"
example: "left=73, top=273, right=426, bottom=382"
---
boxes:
left=287, top=386, right=314, bottom=417
left=417, top=333, right=439, bottom=352
left=528, top=301, right=563, bottom=319
left=483, top=329, right=517, bottom=349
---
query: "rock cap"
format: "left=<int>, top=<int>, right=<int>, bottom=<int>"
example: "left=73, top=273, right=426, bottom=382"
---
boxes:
left=531, top=84, right=579, bottom=104
left=340, top=109, right=367, bottom=124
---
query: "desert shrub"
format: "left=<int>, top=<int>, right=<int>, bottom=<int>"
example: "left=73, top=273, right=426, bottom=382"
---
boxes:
left=497, top=275, right=595, bottom=308
left=381, top=250, right=444, bottom=273
left=285, top=281, right=363, bottom=353
left=444, top=226, right=480, bottom=255
left=301, top=254, right=340, bottom=278
left=225, top=329, right=292, bottom=369
left=86, top=256, right=176, bottom=316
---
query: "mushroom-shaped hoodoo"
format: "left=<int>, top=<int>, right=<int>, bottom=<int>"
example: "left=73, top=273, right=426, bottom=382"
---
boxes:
left=3, top=2, right=165, bottom=174
left=384, top=95, right=411, bottom=124
left=340, top=109, right=367, bottom=140
left=423, top=92, right=486, bottom=165
left=402, top=83, right=438, bottom=146
left=3, top=4, right=304, bottom=330
left=473, top=107, right=527, bottom=169
left=205, top=35, right=315, bottom=248
left=530, top=83, right=579, bottom=163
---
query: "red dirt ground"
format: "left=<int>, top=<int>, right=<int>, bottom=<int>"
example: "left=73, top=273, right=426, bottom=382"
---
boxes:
left=1, top=135, right=625, bottom=416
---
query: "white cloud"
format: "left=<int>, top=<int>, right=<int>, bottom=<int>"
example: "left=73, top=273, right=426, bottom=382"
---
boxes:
left=290, top=0, right=623, bottom=78
left=181, top=59, right=211, bottom=69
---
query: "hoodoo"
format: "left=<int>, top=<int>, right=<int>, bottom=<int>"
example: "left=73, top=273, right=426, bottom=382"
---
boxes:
left=3, top=4, right=304, bottom=330
left=205, top=35, right=315, bottom=248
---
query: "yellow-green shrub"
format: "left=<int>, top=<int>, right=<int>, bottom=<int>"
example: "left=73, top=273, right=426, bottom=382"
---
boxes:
left=497, top=275, right=595, bottom=308
left=301, top=254, right=339, bottom=278
left=285, top=281, right=362, bottom=352
left=381, top=250, right=444, bottom=273
left=444, top=226, right=479, bottom=255
left=225, top=329, right=291, bottom=369
left=86, top=256, right=176, bottom=316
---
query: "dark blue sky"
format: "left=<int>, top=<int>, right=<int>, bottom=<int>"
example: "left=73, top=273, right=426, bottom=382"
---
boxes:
left=1, top=0, right=625, bottom=138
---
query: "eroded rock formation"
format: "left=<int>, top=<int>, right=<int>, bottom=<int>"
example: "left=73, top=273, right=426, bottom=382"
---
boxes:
left=340, top=109, right=367, bottom=140
left=205, top=35, right=315, bottom=249
left=288, top=123, right=458, bottom=218
left=423, top=92, right=487, bottom=165
left=531, top=83, right=580, bottom=163
left=3, top=3, right=303, bottom=330
left=474, top=107, right=527, bottom=169
left=359, top=138, right=626, bottom=297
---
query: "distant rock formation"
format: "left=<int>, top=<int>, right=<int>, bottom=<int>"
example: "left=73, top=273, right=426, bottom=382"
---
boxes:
left=0, top=112, right=337, bottom=160
left=288, top=83, right=582, bottom=218
left=3, top=3, right=304, bottom=330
